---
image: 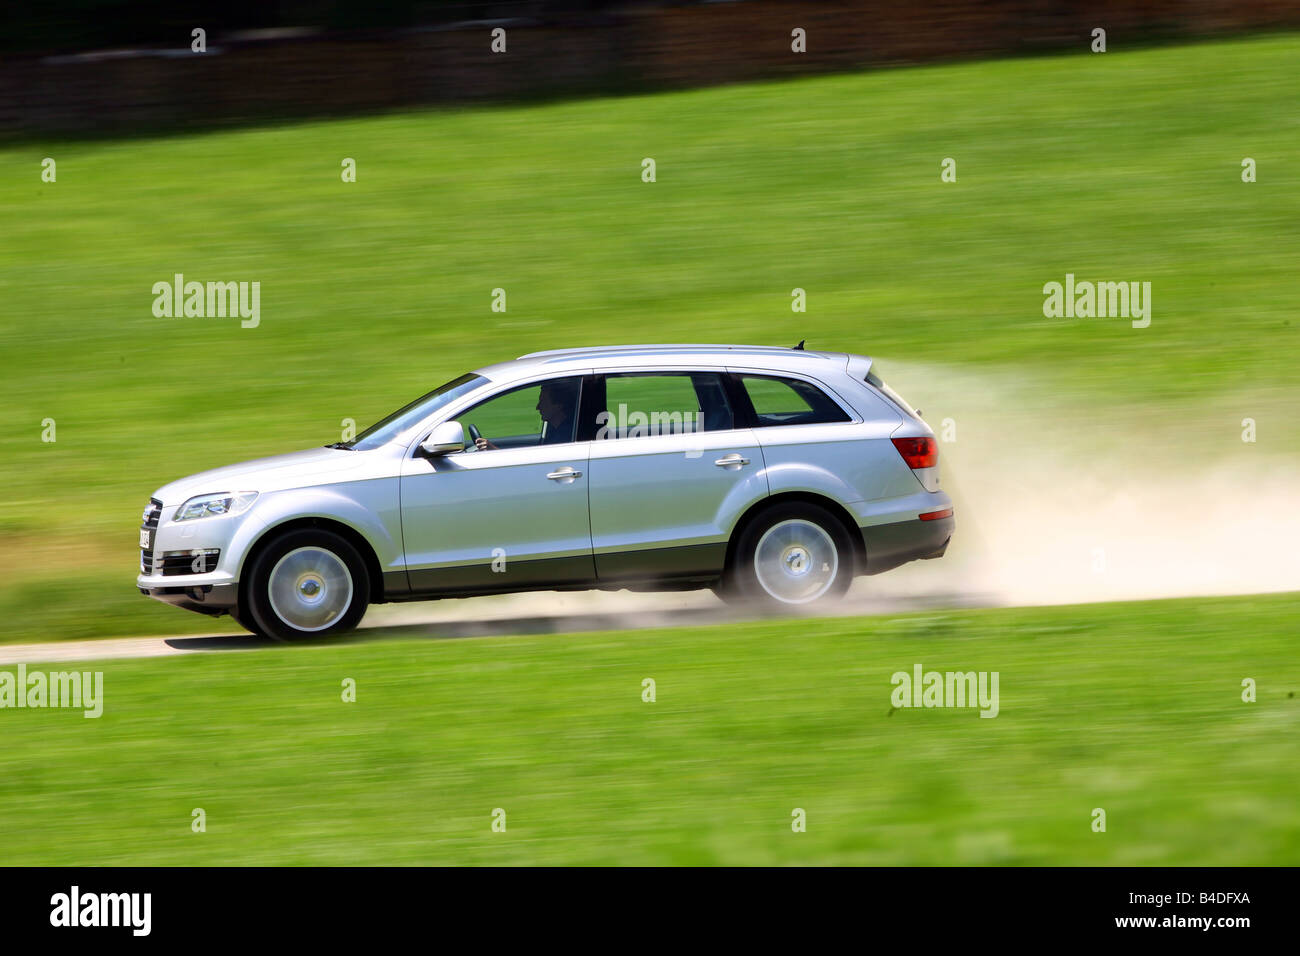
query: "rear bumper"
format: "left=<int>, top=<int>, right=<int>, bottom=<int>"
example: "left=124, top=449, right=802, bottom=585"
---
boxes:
left=860, top=514, right=954, bottom=575
left=137, top=582, right=239, bottom=617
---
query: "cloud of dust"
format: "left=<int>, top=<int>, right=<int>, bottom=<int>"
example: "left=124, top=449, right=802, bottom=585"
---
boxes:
left=856, top=360, right=1300, bottom=608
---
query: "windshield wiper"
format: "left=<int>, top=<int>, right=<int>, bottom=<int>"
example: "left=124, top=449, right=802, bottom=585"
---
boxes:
left=323, top=441, right=355, bottom=450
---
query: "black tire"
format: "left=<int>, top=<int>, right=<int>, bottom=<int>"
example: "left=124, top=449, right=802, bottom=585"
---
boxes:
left=723, top=502, right=855, bottom=609
left=229, top=608, right=266, bottom=638
left=244, top=528, right=370, bottom=641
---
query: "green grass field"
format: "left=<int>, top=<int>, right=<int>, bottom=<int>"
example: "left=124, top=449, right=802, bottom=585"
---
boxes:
left=2, top=38, right=1297, bottom=867
left=1, top=32, right=1298, bottom=643
left=1, top=594, right=1295, bottom=865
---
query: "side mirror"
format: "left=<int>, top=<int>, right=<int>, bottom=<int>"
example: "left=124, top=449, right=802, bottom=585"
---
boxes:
left=420, top=421, right=465, bottom=456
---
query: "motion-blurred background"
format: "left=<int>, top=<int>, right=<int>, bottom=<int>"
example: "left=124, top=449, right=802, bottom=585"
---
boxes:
left=4, top=0, right=1297, bottom=640
left=0, top=2, right=1297, bottom=865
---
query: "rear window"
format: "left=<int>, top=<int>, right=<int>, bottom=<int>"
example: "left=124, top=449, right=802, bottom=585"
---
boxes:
left=866, top=369, right=918, bottom=418
left=738, top=375, right=850, bottom=427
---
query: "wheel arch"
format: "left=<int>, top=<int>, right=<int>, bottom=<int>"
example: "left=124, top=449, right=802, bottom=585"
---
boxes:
left=238, top=516, right=386, bottom=611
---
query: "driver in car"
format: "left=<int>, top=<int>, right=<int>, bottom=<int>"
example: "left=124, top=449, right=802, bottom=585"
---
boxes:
left=473, top=380, right=578, bottom=451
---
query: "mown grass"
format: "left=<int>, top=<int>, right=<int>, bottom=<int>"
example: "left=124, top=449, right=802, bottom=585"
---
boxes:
left=0, top=594, right=1295, bottom=865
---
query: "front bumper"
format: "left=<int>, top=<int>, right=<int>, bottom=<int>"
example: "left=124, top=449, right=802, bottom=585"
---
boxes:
left=137, top=581, right=239, bottom=616
left=138, top=499, right=244, bottom=616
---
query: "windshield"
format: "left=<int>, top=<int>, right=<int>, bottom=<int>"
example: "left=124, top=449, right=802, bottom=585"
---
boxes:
left=348, top=373, right=487, bottom=450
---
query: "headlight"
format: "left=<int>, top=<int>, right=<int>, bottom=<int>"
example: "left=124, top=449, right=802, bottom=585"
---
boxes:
left=173, top=492, right=259, bottom=522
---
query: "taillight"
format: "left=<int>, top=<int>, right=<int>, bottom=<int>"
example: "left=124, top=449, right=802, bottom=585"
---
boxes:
left=891, top=436, right=938, bottom=470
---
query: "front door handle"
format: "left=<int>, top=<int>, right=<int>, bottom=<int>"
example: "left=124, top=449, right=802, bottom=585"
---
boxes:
left=714, top=454, right=751, bottom=468
left=546, top=467, right=583, bottom=482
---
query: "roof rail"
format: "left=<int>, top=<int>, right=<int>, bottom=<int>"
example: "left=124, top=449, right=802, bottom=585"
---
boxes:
left=517, top=343, right=815, bottom=360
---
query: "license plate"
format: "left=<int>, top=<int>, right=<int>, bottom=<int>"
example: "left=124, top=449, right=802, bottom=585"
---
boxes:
left=139, top=528, right=152, bottom=550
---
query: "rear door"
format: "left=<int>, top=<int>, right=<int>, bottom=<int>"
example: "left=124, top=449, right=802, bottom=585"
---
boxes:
left=586, top=369, right=768, bottom=580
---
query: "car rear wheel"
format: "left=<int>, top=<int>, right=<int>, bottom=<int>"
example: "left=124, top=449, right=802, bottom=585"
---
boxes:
left=721, top=503, right=854, bottom=608
left=245, top=529, right=369, bottom=641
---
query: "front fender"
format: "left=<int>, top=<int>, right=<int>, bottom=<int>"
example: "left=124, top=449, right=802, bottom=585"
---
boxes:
left=227, top=481, right=403, bottom=580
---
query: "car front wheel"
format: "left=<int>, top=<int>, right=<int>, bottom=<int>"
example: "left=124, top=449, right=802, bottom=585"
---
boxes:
left=245, top=529, right=369, bottom=641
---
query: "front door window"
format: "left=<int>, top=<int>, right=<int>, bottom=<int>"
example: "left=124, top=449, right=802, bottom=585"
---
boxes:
left=456, top=376, right=584, bottom=451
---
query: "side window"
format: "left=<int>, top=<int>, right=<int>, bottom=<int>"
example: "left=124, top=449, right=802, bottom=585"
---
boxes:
left=455, top=376, right=583, bottom=451
left=599, top=372, right=734, bottom=439
left=739, top=375, right=851, bottom=427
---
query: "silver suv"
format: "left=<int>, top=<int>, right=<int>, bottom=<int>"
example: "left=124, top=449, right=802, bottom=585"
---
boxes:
left=137, top=344, right=954, bottom=639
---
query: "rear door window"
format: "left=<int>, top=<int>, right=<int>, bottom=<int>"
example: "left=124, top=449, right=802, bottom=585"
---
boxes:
left=599, top=372, right=735, bottom=439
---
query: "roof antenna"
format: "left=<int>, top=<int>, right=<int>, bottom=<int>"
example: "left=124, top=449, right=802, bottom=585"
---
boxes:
left=792, top=339, right=805, bottom=350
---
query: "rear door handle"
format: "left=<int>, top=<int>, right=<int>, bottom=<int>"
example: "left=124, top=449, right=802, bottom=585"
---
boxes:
left=546, top=467, right=583, bottom=481
left=714, top=454, right=750, bottom=468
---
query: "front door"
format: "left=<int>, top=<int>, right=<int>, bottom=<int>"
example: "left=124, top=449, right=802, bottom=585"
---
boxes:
left=399, top=375, right=594, bottom=593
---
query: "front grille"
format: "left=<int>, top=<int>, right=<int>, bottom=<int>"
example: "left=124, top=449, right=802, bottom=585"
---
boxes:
left=140, top=498, right=163, bottom=574
left=158, top=549, right=220, bottom=576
